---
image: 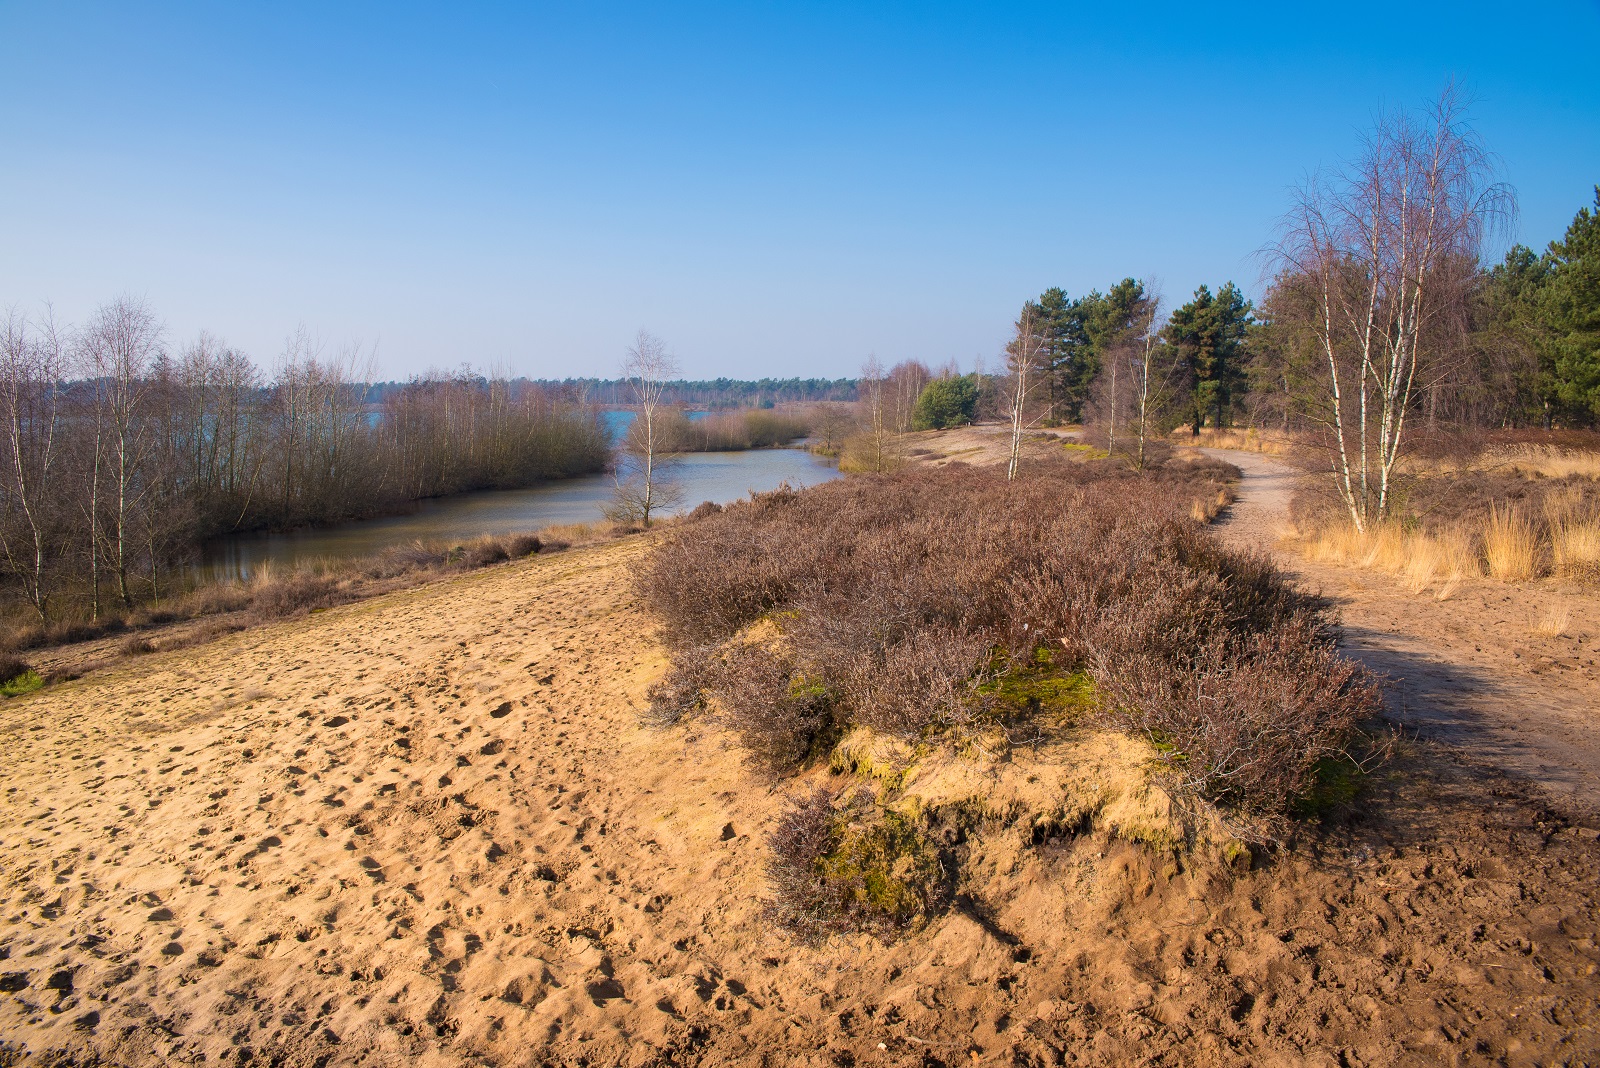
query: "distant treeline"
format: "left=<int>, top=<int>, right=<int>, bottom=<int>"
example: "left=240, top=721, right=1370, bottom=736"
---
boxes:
left=0, top=299, right=608, bottom=624
left=504, top=377, right=859, bottom=408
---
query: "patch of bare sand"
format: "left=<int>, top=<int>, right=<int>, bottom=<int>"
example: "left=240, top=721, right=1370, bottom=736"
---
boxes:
left=2, top=535, right=1599, bottom=1066
left=900, top=424, right=1083, bottom=469
left=1203, top=447, right=1600, bottom=816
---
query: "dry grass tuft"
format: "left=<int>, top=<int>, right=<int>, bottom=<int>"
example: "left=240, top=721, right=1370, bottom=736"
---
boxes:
left=1490, top=444, right=1600, bottom=480
left=1483, top=503, right=1540, bottom=582
left=1545, top=489, right=1600, bottom=579
left=1175, top=427, right=1296, bottom=456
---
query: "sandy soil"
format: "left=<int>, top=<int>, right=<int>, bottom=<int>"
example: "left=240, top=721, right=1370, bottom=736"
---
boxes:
left=1203, top=448, right=1600, bottom=816
left=3, top=464, right=1599, bottom=1066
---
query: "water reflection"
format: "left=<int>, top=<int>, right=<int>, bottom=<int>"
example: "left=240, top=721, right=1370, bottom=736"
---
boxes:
left=198, top=447, right=838, bottom=583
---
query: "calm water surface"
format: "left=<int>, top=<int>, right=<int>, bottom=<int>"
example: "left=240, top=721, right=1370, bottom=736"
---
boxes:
left=198, top=447, right=838, bottom=582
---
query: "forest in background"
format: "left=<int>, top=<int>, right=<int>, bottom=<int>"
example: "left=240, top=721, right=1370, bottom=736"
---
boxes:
left=514, top=377, right=858, bottom=408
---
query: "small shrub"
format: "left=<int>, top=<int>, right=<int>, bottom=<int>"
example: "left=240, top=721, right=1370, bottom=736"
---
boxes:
left=1092, top=616, right=1378, bottom=818
left=504, top=533, right=543, bottom=558
left=462, top=537, right=511, bottom=568
left=119, top=636, right=156, bottom=657
left=688, top=501, right=724, bottom=521
left=706, top=642, right=840, bottom=774
left=643, top=644, right=722, bottom=727
left=764, top=788, right=945, bottom=941
left=0, top=656, right=34, bottom=686
left=251, top=572, right=346, bottom=618
left=0, top=667, right=44, bottom=698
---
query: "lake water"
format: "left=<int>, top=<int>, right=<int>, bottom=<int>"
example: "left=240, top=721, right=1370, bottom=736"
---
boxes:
left=197, top=446, right=839, bottom=582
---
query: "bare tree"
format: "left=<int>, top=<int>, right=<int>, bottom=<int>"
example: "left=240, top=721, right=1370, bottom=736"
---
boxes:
left=1004, top=304, right=1049, bottom=481
left=605, top=330, right=683, bottom=526
left=78, top=295, right=163, bottom=609
left=857, top=355, right=890, bottom=472
left=0, top=308, right=69, bottom=621
left=1128, top=292, right=1180, bottom=471
left=1272, top=86, right=1514, bottom=530
left=887, top=360, right=932, bottom=435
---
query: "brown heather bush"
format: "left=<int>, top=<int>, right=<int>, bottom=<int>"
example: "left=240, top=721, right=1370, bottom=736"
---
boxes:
left=637, top=454, right=1376, bottom=819
left=0, top=655, right=33, bottom=685
left=764, top=786, right=946, bottom=942
left=119, top=635, right=156, bottom=656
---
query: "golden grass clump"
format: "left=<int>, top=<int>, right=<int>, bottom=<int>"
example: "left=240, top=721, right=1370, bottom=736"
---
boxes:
left=1483, top=503, right=1540, bottom=582
left=1190, top=486, right=1235, bottom=523
left=1301, top=522, right=1474, bottom=599
left=1174, top=427, right=1295, bottom=456
left=1493, top=444, right=1600, bottom=480
left=1543, top=489, right=1600, bottom=579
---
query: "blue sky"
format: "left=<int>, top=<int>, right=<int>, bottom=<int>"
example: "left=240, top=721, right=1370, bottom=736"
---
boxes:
left=2, top=2, right=1597, bottom=379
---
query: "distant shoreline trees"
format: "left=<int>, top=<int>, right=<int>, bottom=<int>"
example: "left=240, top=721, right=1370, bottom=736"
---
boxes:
left=0, top=297, right=609, bottom=623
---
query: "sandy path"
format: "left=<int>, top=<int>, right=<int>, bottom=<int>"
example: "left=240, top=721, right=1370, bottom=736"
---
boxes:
left=1203, top=448, right=1600, bottom=815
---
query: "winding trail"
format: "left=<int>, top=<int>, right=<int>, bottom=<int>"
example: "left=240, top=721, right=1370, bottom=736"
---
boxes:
left=1204, top=447, right=1600, bottom=815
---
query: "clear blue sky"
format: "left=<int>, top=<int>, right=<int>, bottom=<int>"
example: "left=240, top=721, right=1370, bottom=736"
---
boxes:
left=2, top=2, right=1596, bottom=379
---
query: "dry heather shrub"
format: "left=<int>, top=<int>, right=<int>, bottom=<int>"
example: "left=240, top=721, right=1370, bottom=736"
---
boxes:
left=1092, top=617, right=1378, bottom=817
left=1484, top=502, right=1540, bottom=581
left=639, top=455, right=1373, bottom=818
left=505, top=533, right=544, bottom=557
left=461, top=536, right=511, bottom=568
left=0, top=655, right=33, bottom=684
left=764, top=787, right=945, bottom=941
left=706, top=642, right=840, bottom=774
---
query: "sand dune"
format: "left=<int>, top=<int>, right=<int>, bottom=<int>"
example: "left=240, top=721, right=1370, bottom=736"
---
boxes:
left=3, top=534, right=1599, bottom=1066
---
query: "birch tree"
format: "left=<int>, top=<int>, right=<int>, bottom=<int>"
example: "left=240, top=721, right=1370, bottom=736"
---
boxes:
left=1004, top=303, right=1049, bottom=481
left=1129, top=295, right=1181, bottom=472
left=857, top=355, right=890, bottom=473
left=0, top=308, right=68, bottom=621
left=79, top=296, right=163, bottom=608
left=605, top=330, right=683, bottom=526
left=1273, top=86, right=1513, bottom=530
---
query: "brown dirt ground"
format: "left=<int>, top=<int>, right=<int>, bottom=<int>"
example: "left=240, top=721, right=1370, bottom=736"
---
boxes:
left=1, top=450, right=1598, bottom=1067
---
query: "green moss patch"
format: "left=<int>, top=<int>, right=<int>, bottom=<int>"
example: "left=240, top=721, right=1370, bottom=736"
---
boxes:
left=980, top=649, right=1095, bottom=720
left=818, top=808, right=944, bottom=928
